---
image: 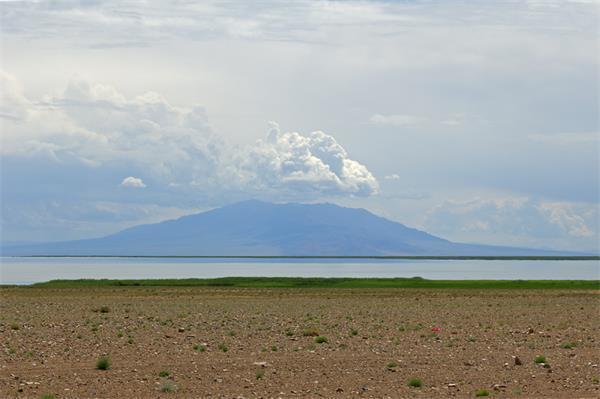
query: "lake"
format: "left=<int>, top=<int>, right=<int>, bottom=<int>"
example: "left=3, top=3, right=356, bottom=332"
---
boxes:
left=0, top=257, right=598, bottom=285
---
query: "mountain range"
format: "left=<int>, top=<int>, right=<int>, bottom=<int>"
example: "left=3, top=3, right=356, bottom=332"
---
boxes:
left=1, top=200, right=578, bottom=256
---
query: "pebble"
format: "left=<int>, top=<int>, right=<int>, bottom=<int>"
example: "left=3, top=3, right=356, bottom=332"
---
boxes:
left=513, top=356, right=523, bottom=366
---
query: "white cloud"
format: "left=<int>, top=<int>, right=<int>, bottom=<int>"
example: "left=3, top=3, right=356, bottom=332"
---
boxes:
left=384, top=174, right=400, bottom=180
left=370, top=114, right=424, bottom=127
left=120, top=176, right=146, bottom=188
left=423, top=196, right=598, bottom=250
left=538, top=202, right=593, bottom=237
left=2, top=74, right=378, bottom=199
left=233, top=122, right=379, bottom=197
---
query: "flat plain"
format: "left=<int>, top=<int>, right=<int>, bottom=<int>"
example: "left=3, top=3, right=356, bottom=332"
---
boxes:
left=1, top=285, right=599, bottom=398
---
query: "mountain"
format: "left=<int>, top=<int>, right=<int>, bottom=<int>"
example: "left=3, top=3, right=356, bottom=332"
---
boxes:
left=1, top=200, right=576, bottom=256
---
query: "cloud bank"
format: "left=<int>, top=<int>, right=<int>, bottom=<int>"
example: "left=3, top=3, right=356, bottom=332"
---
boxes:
left=1, top=73, right=378, bottom=198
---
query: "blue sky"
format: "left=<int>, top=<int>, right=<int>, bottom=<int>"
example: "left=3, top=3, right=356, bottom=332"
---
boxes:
left=1, top=0, right=598, bottom=252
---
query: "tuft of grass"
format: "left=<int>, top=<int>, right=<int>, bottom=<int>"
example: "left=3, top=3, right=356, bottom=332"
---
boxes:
left=386, top=361, right=398, bottom=370
left=96, top=356, right=110, bottom=370
left=315, top=336, right=328, bottom=344
left=561, top=342, right=577, bottom=349
left=193, top=344, right=207, bottom=352
left=159, top=370, right=170, bottom=377
left=271, top=345, right=278, bottom=352
left=10, top=323, right=20, bottom=330
left=227, top=330, right=236, bottom=336
left=408, top=378, right=422, bottom=388
left=41, top=395, right=56, bottom=399
left=475, top=389, right=490, bottom=397
left=218, top=343, right=228, bottom=353
left=160, top=381, right=176, bottom=393
left=256, top=370, right=265, bottom=380
left=285, top=328, right=294, bottom=336
left=534, top=355, right=546, bottom=364
left=302, top=327, right=319, bottom=337
left=350, top=329, right=358, bottom=336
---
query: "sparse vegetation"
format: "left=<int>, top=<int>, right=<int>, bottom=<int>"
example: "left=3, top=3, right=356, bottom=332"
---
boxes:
left=315, top=335, right=328, bottom=344
left=96, top=356, right=111, bottom=370
left=218, top=343, right=228, bottom=352
left=475, top=389, right=490, bottom=397
left=534, top=355, right=547, bottom=364
left=302, top=327, right=319, bottom=336
left=386, top=361, right=398, bottom=370
left=159, top=370, right=170, bottom=377
left=160, top=382, right=176, bottom=393
left=408, top=378, right=422, bottom=388
left=561, top=342, right=577, bottom=349
left=193, top=344, right=207, bottom=352
left=256, top=370, right=264, bottom=380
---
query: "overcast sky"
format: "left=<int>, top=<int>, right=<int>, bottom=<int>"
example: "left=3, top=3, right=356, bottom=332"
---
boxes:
left=1, top=0, right=598, bottom=252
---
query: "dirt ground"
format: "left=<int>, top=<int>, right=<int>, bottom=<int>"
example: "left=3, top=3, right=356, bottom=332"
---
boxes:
left=1, top=287, right=599, bottom=398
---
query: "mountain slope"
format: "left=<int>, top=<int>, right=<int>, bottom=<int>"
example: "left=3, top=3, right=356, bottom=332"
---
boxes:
left=2, top=200, right=572, bottom=256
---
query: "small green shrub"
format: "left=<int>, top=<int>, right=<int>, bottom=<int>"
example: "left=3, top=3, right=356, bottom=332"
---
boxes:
left=96, top=356, right=110, bottom=370
left=408, top=378, right=422, bottom=388
left=475, top=389, right=490, bottom=397
left=350, top=329, right=358, bottom=336
left=561, top=342, right=576, bottom=349
left=193, top=344, right=207, bottom=352
left=159, top=370, right=170, bottom=377
left=534, top=355, right=546, bottom=364
left=315, top=336, right=328, bottom=344
left=218, top=343, right=228, bottom=352
left=40, top=395, right=56, bottom=399
left=256, top=370, right=264, bottom=380
left=161, top=382, right=176, bottom=392
left=10, top=323, right=20, bottom=330
left=386, top=361, right=398, bottom=369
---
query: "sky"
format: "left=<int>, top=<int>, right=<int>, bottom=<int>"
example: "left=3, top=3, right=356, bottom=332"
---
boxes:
left=1, top=0, right=598, bottom=253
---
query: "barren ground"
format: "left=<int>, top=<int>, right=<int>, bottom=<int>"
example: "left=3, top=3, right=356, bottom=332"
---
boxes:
left=1, top=287, right=599, bottom=398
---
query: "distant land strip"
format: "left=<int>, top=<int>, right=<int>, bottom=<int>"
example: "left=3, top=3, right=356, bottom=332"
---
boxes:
left=11, top=255, right=600, bottom=260
left=15, top=277, right=600, bottom=289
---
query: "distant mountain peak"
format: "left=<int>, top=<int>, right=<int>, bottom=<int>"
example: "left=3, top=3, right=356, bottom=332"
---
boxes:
left=2, top=200, right=574, bottom=256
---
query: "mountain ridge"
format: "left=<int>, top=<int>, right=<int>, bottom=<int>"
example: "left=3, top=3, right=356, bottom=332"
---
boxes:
left=1, top=200, right=583, bottom=256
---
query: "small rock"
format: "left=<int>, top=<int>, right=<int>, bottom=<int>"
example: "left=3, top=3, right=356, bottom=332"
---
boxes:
left=178, top=327, right=185, bottom=333
left=543, top=363, right=551, bottom=369
left=492, top=384, right=507, bottom=391
left=253, top=362, right=268, bottom=367
left=513, top=356, right=523, bottom=366
left=448, top=383, right=457, bottom=388
left=336, top=388, right=344, bottom=393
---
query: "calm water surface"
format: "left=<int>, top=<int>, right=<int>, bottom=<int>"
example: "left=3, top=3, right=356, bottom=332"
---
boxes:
left=1, top=257, right=598, bottom=285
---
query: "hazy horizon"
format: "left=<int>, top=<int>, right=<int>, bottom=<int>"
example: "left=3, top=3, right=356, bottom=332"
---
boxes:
left=1, top=1, right=598, bottom=253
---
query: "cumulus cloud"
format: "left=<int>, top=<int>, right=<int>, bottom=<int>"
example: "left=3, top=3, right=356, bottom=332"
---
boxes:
left=120, top=176, right=146, bottom=188
left=1, top=73, right=221, bottom=186
left=2, top=73, right=378, bottom=199
left=233, top=122, right=379, bottom=197
left=384, top=174, right=400, bottom=180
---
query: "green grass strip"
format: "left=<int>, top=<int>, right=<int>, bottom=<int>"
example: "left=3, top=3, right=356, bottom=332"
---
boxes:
left=24, top=277, right=600, bottom=289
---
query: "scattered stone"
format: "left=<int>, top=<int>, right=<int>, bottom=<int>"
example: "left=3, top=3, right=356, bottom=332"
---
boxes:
left=448, top=383, right=458, bottom=388
left=513, top=356, right=523, bottom=366
left=178, top=327, right=185, bottom=333
left=253, top=362, right=268, bottom=367
left=492, top=384, right=507, bottom=391
left=336, top=387, right=344, bottom=393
